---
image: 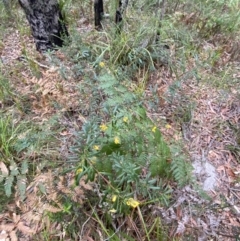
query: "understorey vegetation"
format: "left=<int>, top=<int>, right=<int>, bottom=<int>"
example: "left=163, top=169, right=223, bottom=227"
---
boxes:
left=0, top=0, right=239, bottom=240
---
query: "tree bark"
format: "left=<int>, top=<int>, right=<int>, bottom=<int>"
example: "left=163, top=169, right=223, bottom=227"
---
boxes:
left=18, top=0, right=68, bottom=52
left=94, top=0, right=104, bottom=29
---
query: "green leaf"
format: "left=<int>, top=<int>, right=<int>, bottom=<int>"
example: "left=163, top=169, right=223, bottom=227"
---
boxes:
left=95, top=158, right=112, bottom=174
left=10, top=161, right=19, bottom=176
left=21, top=160, right=28, bottom=175
left=99, top=142, right=122, bottom=155
left=38, top=182, right=47, bottom=194
left=150, top=155, right=170, bottom=177
left=171, top=152, right=193, bottom=187
left=149, top=186, right=161, bottom=190
left=136, top=107, right=147, bottom=119
left=75, top=170, right=87, bottom=185
left=17, top=175, right=27, bottom=201
left=153, top=128, right=162, bottom=143
left=4, top=175, right=14, bottom=197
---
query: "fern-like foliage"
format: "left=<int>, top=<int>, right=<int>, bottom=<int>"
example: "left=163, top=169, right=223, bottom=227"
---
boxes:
left=170, top=145, right=193, bottom=187
left=0, top=160, right=28, bottom=200
left=99, top=73, right=137, bottom=107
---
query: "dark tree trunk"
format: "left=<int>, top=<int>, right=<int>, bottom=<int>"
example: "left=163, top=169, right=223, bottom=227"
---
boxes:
left=94, top=0, right=128, bottom=31
left=94, top=0, right=104, bottom=30
left=18, top=0, right=68, bottom=52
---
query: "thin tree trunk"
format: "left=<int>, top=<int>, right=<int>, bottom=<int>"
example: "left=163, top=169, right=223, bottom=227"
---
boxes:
left=18, top=0, right=68, bottom=52
left=94, top=0, right=104, bottom=29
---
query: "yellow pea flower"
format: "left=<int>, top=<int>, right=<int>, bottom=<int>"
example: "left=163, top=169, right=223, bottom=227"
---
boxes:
left=165, top=124, right=172, bottom=129
left=109, top=209, right=117, bottom=213
left=112, top=195, right=117, bottom=202
left=90, top=156, right=97, bottom=164
left=93, top=145, right=100, bottom=151
left=114, top=136, right=121, bottom=144
left=126, top=198, right=140, bottom=208
left=123, top=116, right=128, bottom=123
left=76, top=168, right=83, bottom=174
left=100, top=124, right=108, bottom=131
left=99, top=62, right=105, bottom=68
left=152, top=126, right=157, bottom=133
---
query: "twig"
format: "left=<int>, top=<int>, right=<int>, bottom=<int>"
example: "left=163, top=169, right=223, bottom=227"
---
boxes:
left=102, top=219, right=126, bottom=241
left=80, top=206, right=96, bottom=240
left=25, top=56, right=50, bottom=69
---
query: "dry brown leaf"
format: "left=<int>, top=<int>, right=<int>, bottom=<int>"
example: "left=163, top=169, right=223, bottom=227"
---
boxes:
left=229, top=217, right=240, bottom=227
left=9, top=231, right=18, bottom=241
left=0, top=224, right=15, bottom=232
left=59, top=131, right=71, bottom=136
left=43, top=204, right=62, bottom=213
left=86, top=236, right=95, bottom=241
left=217, top=165, right=226, bottom=174
left=218, top=165, right=236, bottom=179
left=74, top=186, right=84, bottom=196
left=0, top=231, right=8, bottom=241
left=189, top=217, right=198, bottom=227
left=17, top=222, right=35, bottom=235
left=0, top=162, right=9, bottom=176
left=12, top=213, right=20, bottom=224
left=57, top=182, right=72, bottom=194
left=42, top=89, right=51, bottom=96
left=47, top=191, right=58, bottom=202
left=23, top=211, right=42, bottom=222
left=80, top=180, right=93, bottom=190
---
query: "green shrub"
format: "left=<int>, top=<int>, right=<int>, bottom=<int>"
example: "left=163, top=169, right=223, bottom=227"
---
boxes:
left=72, top=70, right=173, bottom=213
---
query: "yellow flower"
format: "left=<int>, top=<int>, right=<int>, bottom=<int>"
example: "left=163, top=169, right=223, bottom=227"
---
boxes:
left=152, top=126, right=157, bottom=133
left=90, top=156, right=97, bottom=164
left=123, top=116, right=128, bottom=123
left=126, top=198, right=140, bottom=208
left=93, top=145, right=100, bottom=151
left=109, top=209, right=117, bottom=213
left=100, top=124, right=108, bottom=131
left=165, top=124, right=172, bottom=129
left=99, top=62, right=105, bottom=68
left=76, top=168, right=83, bottom=174
left=112, top=195, right=117, bottom=202
left=114, top=136, right=121, bottom=144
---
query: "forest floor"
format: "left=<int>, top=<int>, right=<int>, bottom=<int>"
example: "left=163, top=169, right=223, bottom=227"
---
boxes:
left=0, top=6, right=240, bottom=241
